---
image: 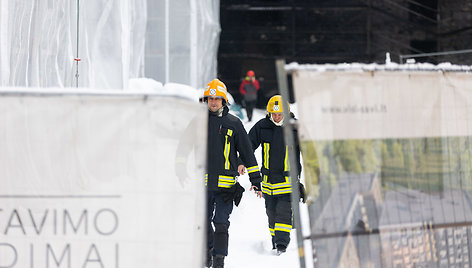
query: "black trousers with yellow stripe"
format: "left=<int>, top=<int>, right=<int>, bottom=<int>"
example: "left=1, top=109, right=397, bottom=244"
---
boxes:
left=264, top=193, right=292, bottom=248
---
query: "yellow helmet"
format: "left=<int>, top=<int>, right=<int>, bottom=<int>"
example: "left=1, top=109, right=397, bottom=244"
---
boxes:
left=203, top=79, right=228, bottom=103
left=267, top=95, right=289, bottom=114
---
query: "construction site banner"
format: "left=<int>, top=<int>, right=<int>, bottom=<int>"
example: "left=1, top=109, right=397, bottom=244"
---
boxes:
left=0, top=89, right=207, bottom=268
left=291, top=68, right=472, bottom=268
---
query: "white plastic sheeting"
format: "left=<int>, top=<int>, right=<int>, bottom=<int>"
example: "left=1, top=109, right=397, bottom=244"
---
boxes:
left=1, top=0, right=221, bottom=90
left=0, top=0, right=147, bottom=89
left=294, top=70, right=472, bottom=140
left=0, top=90, right=207, bottom=267
left=145, top=0, right=220, bottom=89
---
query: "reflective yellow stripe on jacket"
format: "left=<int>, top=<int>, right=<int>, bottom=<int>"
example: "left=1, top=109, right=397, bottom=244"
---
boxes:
left=218, top=175, right=236, bottom=188
left=261, top=145, right=292, bottom=195
left=263, top=143, right=270, bottom=170
left=262, top=176, right=292, bottom=195
left=223, top=129, right=233, bottom=170
left=246, top=165, right=260, bottom=175
left=204, top=174, right=236, bottom=188
left=284, top=145, right=289, bottom=172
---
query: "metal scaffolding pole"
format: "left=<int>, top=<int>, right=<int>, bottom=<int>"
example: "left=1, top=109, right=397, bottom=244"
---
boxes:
left=275, top=58, right=306, bottom=268
left=74, top=0, right=80, bottom=88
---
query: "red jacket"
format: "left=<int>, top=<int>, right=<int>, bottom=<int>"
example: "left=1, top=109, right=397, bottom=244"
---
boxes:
left=239, top=79, right=260, bottom=95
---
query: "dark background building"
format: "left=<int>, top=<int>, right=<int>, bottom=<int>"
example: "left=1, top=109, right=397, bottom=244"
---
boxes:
left=218, top=0, right=472, bottom=106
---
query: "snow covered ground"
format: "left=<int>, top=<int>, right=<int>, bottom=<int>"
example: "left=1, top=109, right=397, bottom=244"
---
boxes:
left=225, top=107, right=314, bottom=268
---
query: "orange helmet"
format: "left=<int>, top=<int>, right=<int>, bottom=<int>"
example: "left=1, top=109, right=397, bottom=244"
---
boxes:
left=247, top=70, right=255, bottom=77
left=203, top=79, right=228, bottom=103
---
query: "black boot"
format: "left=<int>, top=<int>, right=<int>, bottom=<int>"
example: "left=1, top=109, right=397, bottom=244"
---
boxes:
left=213, top=254, right=225, bottom=268
left=276, top=245, right=287, bottom=255
left=205, top=248, right=213, bottom=267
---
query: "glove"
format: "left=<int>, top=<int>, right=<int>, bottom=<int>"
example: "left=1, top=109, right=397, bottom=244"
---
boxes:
left=220, top=183, right=246, bottom=206
left=234, top=182, right=245, bottom=206
left=220, top=185, right=236, bottom=203
left=251, top=182, right=261, bottom=192
left=299, top=182, right=306, bottom=203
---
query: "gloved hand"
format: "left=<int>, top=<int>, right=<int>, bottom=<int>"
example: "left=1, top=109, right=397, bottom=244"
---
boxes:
left=234, top=182, right=245, bottom=206
left=250, top=182, right=261, bottom=192
left=220, top=185, right=236, bottom=203
left=299, top=182, right=306, bottom=203
left=220, top=183, right=246, bottom=206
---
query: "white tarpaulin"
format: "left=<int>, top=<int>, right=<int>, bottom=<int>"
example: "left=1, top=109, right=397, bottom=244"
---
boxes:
left=0, top=0, right=147, bottom=89
left=1, top=0, right=220, bottom=90
left=0, top=89, right=207, bottom=267
left=293, top=70, right=472, bottom=141
left=145, top=0, right=221, bottom=88
left=290, top=65, right=472, bottom=268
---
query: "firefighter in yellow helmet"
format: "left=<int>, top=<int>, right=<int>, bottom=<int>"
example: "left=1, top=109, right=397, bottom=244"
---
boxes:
left=246, top=95, right=305, bottom=255
left=202, top=79, right=262, bottom=268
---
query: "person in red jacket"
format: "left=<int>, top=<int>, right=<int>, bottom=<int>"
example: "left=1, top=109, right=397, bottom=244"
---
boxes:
left=239, top=70, right=260, bottom=122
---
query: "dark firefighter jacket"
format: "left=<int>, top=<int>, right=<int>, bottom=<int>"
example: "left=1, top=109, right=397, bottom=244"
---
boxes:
left=247, top=113, right=302, bottom=195
left=206, top=106, right=262, bottom=191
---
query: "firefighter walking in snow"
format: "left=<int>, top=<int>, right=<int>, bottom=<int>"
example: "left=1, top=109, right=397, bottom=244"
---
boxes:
left=203, top=79, right=262, bottom=268
left=247, top=95, right=305, bottom=255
